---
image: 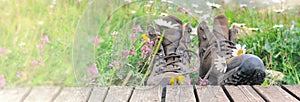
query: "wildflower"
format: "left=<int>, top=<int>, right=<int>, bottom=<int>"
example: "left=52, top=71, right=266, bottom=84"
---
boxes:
left=248, top=28, right=259, bottom=31
left=124, top=0, right=132, bottom=3
left=0, top=47, right=11, bottom=55
left=176, top=75, right=185, bottom=85
left=41, top=36, right=50, bottom=43
left=274, top=9, right=284, bottom=13
left=109, top=61, right=116, bottom=67
left=38, top=21, right=44, bottom=25
left=240, top=4, right=247, bottom=8
left=141, top=45, right=150, bottom=52
left=141, top=45, right=151, bottom=59
left=177, top=7, right=189, bottom=14
left=130, top=33, right=136, bottom=38
left=19, top=42, right=26, bottom=47
left=232, top=44, right=246, bottom=56
left=194, top=10, right=203, bottom=14
left=112, top=31, right=118, bottom=37
left=146, top=40, right=154, bottom=45
left=131, top=10, right=136, bottom=14
left=87, top=63, right=98, bottom=76
left=93, top=35, right=103, bottom=44
left=154, top=19, right=180, bottom=29
left=37, top=44, right=44, bottom=51
left=142, top=34, right=150, bottom=41
left=298, top=11, right=300, bottom=16
left=214, top=55, right=227, bottom=73
left=30, top=60, right=39, bottom=68
left=206, top=2, right=221, bottom=9
left=170, top=76, right=175, bottom=85
left=133, top=25, right=143, bottom=33
left=130, top=49, right=137, bottom=55
left=16, top=71, right=28, bottom=80
left=149, top=1, right=154, bottom=3
left=0, top=74, right=6, bottom=87
left=273, top=24, right=284, bottom=29
left=192, top=4, right=199, bottom=8
left=124, top=50, right=130, bottom=57
left=160, top=13, right=168, bottom=17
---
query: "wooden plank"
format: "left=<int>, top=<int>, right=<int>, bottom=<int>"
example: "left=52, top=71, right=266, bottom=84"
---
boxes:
left=196, top=85, right=229, bottom=102
left=225, top=85, right=264, bottom=102
left=282, top=85, right=300, bottom=100
left=130, top=86, right=162, bottom=102
left=253, top=85, right=298, bottom=102
left=104, top=86, right=133, bottom=102
left=0, top=87, right=31, bottom=102
left=53, top=87, right=92, bottom=102
left=165, top=85, right=196, bottom=102
left=88, top=87, right=108, bottom=102
left=24, top=86, right=61, bottom=102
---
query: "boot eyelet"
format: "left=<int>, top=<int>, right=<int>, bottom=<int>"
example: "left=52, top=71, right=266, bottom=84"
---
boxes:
left=202, top=35, right=207, bottom=40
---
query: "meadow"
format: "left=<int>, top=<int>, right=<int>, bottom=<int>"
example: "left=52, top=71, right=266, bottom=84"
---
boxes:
left=0, top=0, right=299, bottom=88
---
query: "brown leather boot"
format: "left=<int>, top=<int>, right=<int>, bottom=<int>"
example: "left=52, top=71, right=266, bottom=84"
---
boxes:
left=197, top=14, right=266, bottom=85
left=146, top=15, right=197, bottom=86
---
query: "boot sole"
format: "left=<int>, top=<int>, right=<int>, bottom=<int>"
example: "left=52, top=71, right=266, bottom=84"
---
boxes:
left=222, top=67, right=266, bottom=85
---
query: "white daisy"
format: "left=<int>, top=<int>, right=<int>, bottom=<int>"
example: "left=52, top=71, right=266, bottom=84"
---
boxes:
left=214, top=55, right=227, bottom=73
left=248, top=28, right=259, bottom=31
left=154, top=19, right=180, bottom=29
left=192, top=4, right=199, bottom=8
left=206, top=2, right=221, bottom=9
left=240, top=4, right=247, bottom=8
left=273, top=24, right=284, bottom=29
left=274, top=9, right=284, bottom=13
left=232, top=44, right=246, bottom=56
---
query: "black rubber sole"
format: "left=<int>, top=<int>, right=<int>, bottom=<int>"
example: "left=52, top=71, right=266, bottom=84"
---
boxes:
left=222, top=68, right=266, bottom=85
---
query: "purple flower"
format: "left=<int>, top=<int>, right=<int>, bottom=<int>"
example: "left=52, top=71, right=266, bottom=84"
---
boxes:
left=221, top=0, right=225, bottom=2
left=87, top=63, right=98, bottom=76
left=146, top=40, right=154, bottom=45
left=0, top=74, right=6, bottom=87
left=41, top=36, right=50, bottom=43
left=133, top=25, right=143, bottom=33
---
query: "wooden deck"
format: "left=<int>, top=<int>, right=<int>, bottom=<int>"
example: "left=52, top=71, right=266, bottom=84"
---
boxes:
left=0, top=85, right=299, bottom=102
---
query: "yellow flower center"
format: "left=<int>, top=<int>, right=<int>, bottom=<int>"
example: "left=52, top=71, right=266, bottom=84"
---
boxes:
left=237, top=49, right=243, bottom=56
left=221, top=62, right=226, bottom=67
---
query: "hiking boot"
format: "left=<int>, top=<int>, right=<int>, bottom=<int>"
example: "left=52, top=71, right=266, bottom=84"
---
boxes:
left=146, top=15, right=197, bottom=86
left=197, top=14, right=266, bottom=85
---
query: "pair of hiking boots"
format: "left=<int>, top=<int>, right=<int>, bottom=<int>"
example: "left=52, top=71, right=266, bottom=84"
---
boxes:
left=146, top=14, right=266, bottom=86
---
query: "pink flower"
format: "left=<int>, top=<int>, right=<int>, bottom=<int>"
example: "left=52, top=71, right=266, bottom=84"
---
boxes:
left=130, top=33, right=136, bottom=38
left=133, top=25, right=143, bottom=33
left=41, top=36, right=50, bottom=43
left=141, top=45, right=150, bottom=52
left=298, top=11, right=300, bottom=16
left=108, top=61, right=116, bottom=67
left=124, top=50, right=130, bottom=56
left=0, top=47, right=11, bottom=55
left=146, top=41, right=154, bottom=45
left=31, top=60, right=38, bottom=68
left=157, top=36, right=161, bottom=39
left=0, top=74, right=6, bottom=87
left=93, top=35, right=101, bottom=44
left=16, top=71, right=28, bottom=80
left=130, top=49, right=137, bottom=55
left=37, top=44, right=44, bottom=51
left=87, top=63, right=98, bottom=76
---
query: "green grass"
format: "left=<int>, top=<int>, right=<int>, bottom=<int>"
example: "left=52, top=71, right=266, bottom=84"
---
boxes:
left=0, top=0, right=299, bottom=88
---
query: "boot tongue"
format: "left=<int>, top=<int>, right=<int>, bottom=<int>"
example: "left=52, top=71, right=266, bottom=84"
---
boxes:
left=213, top=14, right=229, bottom=40
left=154, top=15, right=183, bottom=69
left=155, top=15, right=183, bottom=55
